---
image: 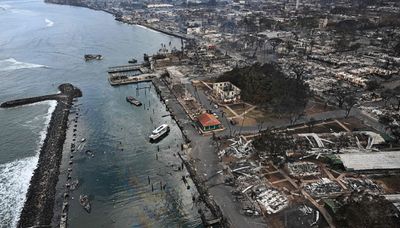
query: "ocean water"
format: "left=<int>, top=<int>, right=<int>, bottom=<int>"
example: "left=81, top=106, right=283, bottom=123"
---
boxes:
left=0, top=0, right=202, bottom=227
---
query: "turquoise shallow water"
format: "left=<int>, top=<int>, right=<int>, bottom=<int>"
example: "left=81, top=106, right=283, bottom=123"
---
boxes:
left=0, top=0, right=202, bottom=227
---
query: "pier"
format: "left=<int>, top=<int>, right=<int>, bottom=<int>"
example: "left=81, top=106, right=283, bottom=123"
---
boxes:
left=108, top=73, right=158, bottom=86
left=1, top=84, right=82, bottom=228
left=107, top=64, right=142, bottom=73
left=107, top=63, right=158, bottom=86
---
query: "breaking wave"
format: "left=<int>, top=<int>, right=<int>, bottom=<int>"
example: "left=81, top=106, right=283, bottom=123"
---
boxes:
left=0, top=100, right=57, bottom=228
left=0, top=4, right=11, bottom=11
left=45, top=18, right=54, bottom=27
left=0, top=4, right=35, bottom=16
left=0, top=58, right=47, bottom=71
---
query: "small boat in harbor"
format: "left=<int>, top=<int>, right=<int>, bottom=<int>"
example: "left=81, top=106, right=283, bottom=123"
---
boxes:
left=126, top=96, right=142, bottom=106
left=149, top=124, right=170, bottom=142
left=84, top=54, right=102, bottom=61
left=128, top=58, right=137, bottom=64
left=79, top=194, right=91, bottom=213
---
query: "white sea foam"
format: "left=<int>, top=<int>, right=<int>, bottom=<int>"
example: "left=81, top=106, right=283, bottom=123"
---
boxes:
left=0, top=58, right=47, bottom=71
left=0, top=100, right=57, bottom=227
left=0, top=4, right=11, bottom=10
left=135, top=24, right=161, bottom=34
left=45, top=18, right=54, bottom=27
left=0, top=3, right=35, bottom=15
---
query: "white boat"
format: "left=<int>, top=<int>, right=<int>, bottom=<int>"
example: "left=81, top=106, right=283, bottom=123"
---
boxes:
left=149, top=124, right=170, bottom=141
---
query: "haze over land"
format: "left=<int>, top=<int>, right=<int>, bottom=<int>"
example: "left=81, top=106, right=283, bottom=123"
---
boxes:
left=1, top=0, right=400, bottom=228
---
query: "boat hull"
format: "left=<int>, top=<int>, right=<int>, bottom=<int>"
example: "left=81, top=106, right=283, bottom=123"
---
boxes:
left=126, top=96, right=142, bottom=106
left=84, top=54, right=102, bottom=61
left=149, top=126, right=170, bottom=142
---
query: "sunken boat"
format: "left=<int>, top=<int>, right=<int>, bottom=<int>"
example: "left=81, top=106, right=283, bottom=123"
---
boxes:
left=84, top=54, right=102, bottom=61
left=126, top=96, right=142, bottom=106
left=79, top=195, right=91, bottom=213
left=128, top=58, right=137, bottom=64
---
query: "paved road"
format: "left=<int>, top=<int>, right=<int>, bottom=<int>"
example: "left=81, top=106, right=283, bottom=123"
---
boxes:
left=161, top=79, right=391, bottom=228
left=156, top=79, right=267, bottom=227
left=186, top=83, right=390, bottom=137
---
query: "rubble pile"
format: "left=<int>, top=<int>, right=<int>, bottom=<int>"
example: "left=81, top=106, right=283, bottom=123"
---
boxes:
left=252, top=185, right=288, bottom=214
left=342, top=178, right=382, bottom=193
left=227, top=160, right=288, bottom=216
left=231, top=175, right=261, bottom=216
left=288, top=162, right=320, bottom=178
left=219, top=136, right=254, bottom=158
left=293, top=131, right=387, bottom=159
left=298, top=204, right=314, bottom=216
left=304, top=178, right=342, bottom=197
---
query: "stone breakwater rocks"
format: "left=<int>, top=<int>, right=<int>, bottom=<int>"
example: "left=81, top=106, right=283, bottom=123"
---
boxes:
left=1, top=84, right=82, bottom=228
left=0, top=94, right=59, bottom=108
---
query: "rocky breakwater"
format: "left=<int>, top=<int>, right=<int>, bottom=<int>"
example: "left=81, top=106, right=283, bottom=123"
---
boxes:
left=1, top=83, right=82, bottom=228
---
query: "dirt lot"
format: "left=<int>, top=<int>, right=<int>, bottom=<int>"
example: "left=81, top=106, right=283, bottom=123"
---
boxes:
left=305, top=99, right=337, bottom=115
left=232, top=116, right=257, bottom=126
left=265, top=172, right=285, bottom=182
left=373, top=175, right=400, bottom=193
left=245, top=108, right=278, bottom=123
left=227, top=103, right=253, bottom=114
left=289, top=121, right=345, bottom=134
left=340, top=117, right=375, bottom=131
left=222, top=107, right=236, bottom=118
left=273, top=180, right=297, bottom=191
left=288, top=117, right=373, bottom=134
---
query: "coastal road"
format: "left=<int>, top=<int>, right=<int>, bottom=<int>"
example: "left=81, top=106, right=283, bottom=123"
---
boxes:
left=163, top=79, right=391, bottom=228
left=157, top=79, right=267, bottom=227
left=188, top=127, right=268, bottom=228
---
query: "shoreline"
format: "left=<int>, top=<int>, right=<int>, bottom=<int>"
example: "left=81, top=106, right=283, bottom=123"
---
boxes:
left=152, top=78, right=227, bottom=226
left=1, top=84, right=82, bottom=228
left=44, top=0, right=191, bottom=40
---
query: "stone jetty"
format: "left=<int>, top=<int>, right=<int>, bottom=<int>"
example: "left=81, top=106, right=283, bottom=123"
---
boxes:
left=1, top=83, right=82, bottom=228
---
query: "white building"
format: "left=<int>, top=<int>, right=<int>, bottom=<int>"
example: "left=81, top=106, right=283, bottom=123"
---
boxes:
left=213, top=82, right=241, bottom=103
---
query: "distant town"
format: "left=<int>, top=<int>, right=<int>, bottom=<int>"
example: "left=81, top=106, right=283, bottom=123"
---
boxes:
left=43, top=0, right=400, bottom=227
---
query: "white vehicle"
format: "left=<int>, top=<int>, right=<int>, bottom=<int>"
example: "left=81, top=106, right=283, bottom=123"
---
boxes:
left=149, top=124, right=170, bottom=141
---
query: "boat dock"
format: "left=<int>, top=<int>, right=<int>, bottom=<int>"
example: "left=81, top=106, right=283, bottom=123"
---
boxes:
left=108, top=62, right=156, bottom=86
left=108, top=73, right=158, bottom=86
left=107, top=64, right=142, bottom=73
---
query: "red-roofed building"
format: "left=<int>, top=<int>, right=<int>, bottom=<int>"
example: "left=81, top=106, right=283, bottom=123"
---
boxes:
left=197, top=113, right=222, bottom=131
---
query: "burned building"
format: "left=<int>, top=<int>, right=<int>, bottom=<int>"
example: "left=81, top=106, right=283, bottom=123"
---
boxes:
left=213, top=82, right=241, bottom=103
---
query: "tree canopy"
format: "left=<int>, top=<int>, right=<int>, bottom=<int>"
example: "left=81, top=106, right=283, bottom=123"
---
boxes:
left=217, top=63, right=311, bottom=116
left=335, top=193, right=400, bottom=228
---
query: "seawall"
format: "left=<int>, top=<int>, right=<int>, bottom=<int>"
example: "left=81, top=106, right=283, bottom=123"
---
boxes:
left=152, top=78, right=226, bottom=227
left=2, top=84, right=82, bottom=228
left=0, top=94, right=59, bottom=108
